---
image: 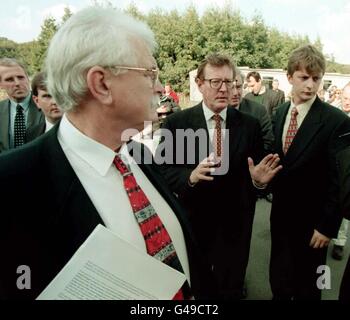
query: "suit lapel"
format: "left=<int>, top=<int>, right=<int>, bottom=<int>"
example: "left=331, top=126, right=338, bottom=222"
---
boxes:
left=274, top=102, right=289, bottom=155
left=0, top=100, right=10, bottom=150
left=27, top=95, right=44, bottom=128
left=42, top=127, right=103, bottom=239
left=226, top=107, right=243, bottom=159
left=283, top=98, right=324, bottom=166
left=189, top=104, right=211, bottom=159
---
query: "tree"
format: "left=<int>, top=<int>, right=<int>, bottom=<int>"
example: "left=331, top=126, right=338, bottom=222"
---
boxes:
left=60, top=6, right=73, bottom=26
left=3, top=3, right=349, bottom=96
left=0, top=37, right=18, bottom=60
left=32, top=17, right=58, bottom=72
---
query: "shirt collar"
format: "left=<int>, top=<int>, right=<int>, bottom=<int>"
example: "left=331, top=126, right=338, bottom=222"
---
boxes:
left=45, top=118, right=54, bottom=132
left=254, top=85, right=266, bottom=96
left=202, top=102, right=227, bottom=122
left=290, top=94, right=316, bottom=116
left=58, top=113, right=117, bottom=176
left=10, top=93, right=31, bottom=111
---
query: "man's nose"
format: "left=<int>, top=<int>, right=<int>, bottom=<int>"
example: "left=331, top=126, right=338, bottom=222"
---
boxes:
left=305, top=78, right=316, bottom=89
left=154, top=80, right=164, bottom=96
left=219, top=82, right=229, bottom=91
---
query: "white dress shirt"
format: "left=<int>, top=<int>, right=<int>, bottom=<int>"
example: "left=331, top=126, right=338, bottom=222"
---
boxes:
left=57, top=114, right=190, bottom=283
left=45, top=119, right=54, bottom=133
left=282, top=95, right=316, bottom=149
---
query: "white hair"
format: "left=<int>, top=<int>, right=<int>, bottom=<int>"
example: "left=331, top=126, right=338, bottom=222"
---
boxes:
left=45, top=6, right=157, bottom=112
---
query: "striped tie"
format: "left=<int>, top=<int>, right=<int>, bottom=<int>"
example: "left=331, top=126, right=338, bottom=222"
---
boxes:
left=284, top=106, right=298, bottom=154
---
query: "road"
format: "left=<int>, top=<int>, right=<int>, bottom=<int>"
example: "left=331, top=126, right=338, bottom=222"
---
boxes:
left=245, top=199, right=349, bottom=300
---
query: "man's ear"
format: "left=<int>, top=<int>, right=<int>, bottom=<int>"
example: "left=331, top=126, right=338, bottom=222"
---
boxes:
left=32, top=95, right=41, bottom=109
left=86, top=66, right=113, bottom=105
left=196, top=78, right=204, bottom=94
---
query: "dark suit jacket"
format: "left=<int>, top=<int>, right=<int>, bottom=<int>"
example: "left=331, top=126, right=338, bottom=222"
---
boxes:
left=0, top=95, right=44, bottom=153
left=0, top=126, right=214, bottom=300
left=239, top=98, right=274, bottom=153
left=337, top=143, right=350, bottom=301
left=245, top=88, right=281, bottom=118
left=26, top=121, right=46, bottom=142
left=270, top=97, right=350, bottom=297
left=273, top=89, right=285, bottom=107
left=271, top=97, right=350, bottom=238
left=157, top=103, right=264, bottom=298
left=337, top=145, right=350, bottom=219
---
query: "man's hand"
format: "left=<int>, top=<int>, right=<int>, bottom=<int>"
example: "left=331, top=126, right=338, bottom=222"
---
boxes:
left=189, top=153, right=216, bottom=186
left=248, top=153, right=282, bottom=186
left=309, top=229, right=330, bottom=248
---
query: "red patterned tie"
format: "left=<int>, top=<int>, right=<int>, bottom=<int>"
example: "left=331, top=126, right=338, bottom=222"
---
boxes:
left=283, top=106, right=298, bottom=154
left=113, top=155, right=192, bottom=300
left=212, top=114, right=222, bottom=158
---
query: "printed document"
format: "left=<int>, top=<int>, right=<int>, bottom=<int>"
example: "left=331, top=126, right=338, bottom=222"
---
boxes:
left=37, top=224, right=186, bottom=300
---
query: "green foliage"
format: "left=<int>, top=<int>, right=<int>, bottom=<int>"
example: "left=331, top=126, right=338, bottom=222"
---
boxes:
left=31, top=16, right=58, bottom=73
left=60, top=7, right=73, bottom=26
left=0, top=37, right=18, bottom=60
left=2, top=4, right=349, bottom=95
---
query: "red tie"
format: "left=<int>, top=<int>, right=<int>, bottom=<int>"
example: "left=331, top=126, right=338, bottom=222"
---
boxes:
left=113, top=155, right=192, bottom=300
left=284, top=106, right=298, bottom=154
left=212, top=114, right=222, bottom=159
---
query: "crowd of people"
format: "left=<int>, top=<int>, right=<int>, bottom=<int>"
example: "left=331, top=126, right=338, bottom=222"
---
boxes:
left=0, top=6, right=349, bottom=301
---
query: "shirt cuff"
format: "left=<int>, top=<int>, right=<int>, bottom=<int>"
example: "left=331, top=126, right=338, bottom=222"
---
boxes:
left=252, top=180, right=267, bottom=189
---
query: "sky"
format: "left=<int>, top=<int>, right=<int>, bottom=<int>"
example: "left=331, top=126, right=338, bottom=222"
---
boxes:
left=1, top=0, right=350, bottom=64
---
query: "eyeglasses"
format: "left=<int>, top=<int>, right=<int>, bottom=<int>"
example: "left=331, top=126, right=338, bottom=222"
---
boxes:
left=203, top=78, right=235, bottom=89
left=110, top=65, right=159, bottom=87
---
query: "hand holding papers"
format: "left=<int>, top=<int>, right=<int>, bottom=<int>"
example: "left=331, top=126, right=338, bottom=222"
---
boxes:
left=37, top=225, right=186, bottom=300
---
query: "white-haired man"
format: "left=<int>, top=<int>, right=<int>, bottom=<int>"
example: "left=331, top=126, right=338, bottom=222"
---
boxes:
left=0, top=7, right=214, bottom=300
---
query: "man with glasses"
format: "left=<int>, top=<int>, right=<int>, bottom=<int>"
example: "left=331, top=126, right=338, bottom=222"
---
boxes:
left=0, top=7, right=214, bottom=300
left=157, top=53, right=282, bottom=299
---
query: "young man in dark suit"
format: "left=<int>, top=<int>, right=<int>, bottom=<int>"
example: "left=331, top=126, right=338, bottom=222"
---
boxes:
left=0, top=7, right=214, bottom=300
left=0, top=58, right=44, bottom=152
left=156, top=53, right=282, bottom=299
left=26, top=71, right=63, bottom=142
left=269, top=45, right=350, bottom=300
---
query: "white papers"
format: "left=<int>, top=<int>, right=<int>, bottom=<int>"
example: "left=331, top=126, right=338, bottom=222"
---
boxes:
left=37, top=224, right=186, bottom=300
